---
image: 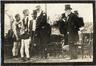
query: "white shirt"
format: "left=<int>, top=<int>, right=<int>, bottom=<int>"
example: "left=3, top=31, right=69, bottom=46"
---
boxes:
left=24, top=16, right=28, bottom=24
left=23, top=16, right=31, bottom=29
left=32, top=20, right=36, bottom=31
left=32, top=10, right=42, bottom=31
left=65, top=12, right=71, bottom=21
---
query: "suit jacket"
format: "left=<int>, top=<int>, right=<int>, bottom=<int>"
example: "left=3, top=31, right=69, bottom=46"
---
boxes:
left=59, top=12, right=82, bottom=42
left=38, top=23, right=51, bottom=44
left=78, top=17, right=84, bottom=28
left=21, top=16, right=30, bottom=39
left=33, top=10, right=46, bottom=29
left=33, top=10, right=51, bottom=45
left=33, top=10, right=47, bottom=33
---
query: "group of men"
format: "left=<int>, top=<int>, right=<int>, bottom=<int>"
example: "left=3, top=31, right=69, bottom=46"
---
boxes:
left=10, top=4, right=84, bottom=61
left=11, top=5, right=51, bottom=61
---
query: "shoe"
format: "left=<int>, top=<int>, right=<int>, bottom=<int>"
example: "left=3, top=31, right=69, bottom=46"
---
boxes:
left=26, top=58, right=30, bottom=61
left=20, top=57, right=26, bottom=61
left=15, top=55, right=19, bottom=58
left=12, top=56, right=19, bottom=60
left=13, top=56, right=18, bottom=58
left=13, top=55, right=19, bottom=58
left=12, top=56, right=16, bottom=58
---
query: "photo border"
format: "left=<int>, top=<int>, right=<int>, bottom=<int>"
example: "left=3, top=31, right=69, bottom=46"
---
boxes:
left=1, top=0, right=95, bottom=66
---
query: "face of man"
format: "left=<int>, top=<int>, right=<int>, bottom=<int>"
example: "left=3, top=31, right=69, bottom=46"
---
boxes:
left=15, top=15, right=20, bottom=22
left=23, top=10, right=29, bottom=16
left=36, top=5, right=41, bottom=12
left=31, top=15, right=35, bottom=20
left=74, top=12, right=79, bottom=16
left=65, top=9, right=71, bottom=15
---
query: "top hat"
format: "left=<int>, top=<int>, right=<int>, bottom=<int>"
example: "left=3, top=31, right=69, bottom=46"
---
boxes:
left=65, top=5, right=72, bottom=10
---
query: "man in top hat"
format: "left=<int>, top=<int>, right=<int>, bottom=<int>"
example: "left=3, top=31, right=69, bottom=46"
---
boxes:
left=59, top=5, right=82, bottom=59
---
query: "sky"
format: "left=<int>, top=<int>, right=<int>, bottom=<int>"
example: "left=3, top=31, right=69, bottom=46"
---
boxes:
left=47, top=3, right=93, bottom=23
left=4, top=3, right=93, bottom=34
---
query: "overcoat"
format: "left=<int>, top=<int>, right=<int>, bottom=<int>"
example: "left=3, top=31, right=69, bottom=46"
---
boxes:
left=59, top=12, right=84, bottom=43
left=33, top=10, right=51, bottom=47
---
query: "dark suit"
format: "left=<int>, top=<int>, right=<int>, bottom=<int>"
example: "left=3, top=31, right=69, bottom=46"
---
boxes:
left=78, top=17, right=84, bottom=28
left=33, top=10, right=46, bottom=29
left=39, top=22, right=51, bottom=58
left=32, top=10, right=51, bottom=58
left=32, top=10, right=47, bottom=44
left=21, top=17, right=30, bottom=39
left=59, top=12, right=84, bottom=59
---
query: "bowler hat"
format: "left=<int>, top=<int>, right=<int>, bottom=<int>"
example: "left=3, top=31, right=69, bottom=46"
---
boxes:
left=74, top=10, right=79, bottom=15
left=65, top=5, right=72, bottom=10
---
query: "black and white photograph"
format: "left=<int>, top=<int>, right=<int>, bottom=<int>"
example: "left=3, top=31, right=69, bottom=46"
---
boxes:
left=3, top=2, right=93, bottom=63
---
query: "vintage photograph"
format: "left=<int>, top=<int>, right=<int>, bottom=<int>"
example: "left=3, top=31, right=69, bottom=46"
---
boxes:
left=4, top=3, right=93, bottom=63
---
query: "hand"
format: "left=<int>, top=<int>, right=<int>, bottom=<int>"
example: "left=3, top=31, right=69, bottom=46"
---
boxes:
left=80, top=27, right=84, bottom=31
left=62, top=19, right=65, bottom=22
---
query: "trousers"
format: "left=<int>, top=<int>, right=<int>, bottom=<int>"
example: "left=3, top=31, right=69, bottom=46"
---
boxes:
left=20, top=38, right=31, bottom=58
left=12, top=41, right=21, bottom=56
left=69, top=42, right=78, bottom=59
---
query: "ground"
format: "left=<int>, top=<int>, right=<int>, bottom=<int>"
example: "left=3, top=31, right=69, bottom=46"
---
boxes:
left=4, top=55, right=93, bottom=63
